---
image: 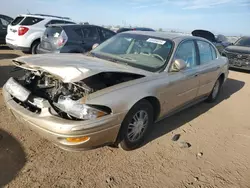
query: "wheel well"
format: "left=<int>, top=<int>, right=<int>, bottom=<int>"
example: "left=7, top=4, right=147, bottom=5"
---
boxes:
left=219, top=73, right=225, bottom=83
left=31, top=39, right=40, bottom=47
left=142, top=97, right=161, bottom=121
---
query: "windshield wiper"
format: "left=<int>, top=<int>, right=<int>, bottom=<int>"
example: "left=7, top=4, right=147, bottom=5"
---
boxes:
left=88, top=52, right=130, bottom=66
left=118, top=56, right=136, bottom=62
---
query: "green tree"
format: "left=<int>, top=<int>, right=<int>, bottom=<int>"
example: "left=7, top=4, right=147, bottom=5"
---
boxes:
left=158, top=28, right=163, bottom=32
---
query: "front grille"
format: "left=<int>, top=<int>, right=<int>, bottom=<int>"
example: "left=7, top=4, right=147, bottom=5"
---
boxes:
left=225, top=52, right=250, bottom=61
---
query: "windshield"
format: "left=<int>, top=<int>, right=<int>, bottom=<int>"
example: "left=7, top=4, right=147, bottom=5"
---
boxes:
left=234, top=37, right=250, bottom=47
left=91, top=33, right=174, bottom=72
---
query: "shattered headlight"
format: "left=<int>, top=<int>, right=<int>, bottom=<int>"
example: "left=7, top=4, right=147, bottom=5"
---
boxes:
left=54, top=96, right=109, bottom=120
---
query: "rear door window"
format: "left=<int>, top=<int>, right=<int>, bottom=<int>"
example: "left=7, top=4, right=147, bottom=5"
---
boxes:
left=100, top=28, right=115, bottom=40
left=10, top=16, right=24, bottom=26
left=210, top=45, right=217, bottom=59
left=20, top=17, right=44, bottom=26
left=82, top=26, right=99, bottom=40
left=0, top=18, right=10, bottom=27
left=74, top=28, right=84, bottom=38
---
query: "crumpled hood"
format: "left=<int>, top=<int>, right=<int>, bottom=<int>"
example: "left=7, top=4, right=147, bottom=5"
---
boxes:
left=13, top=53, right=152, bottom=82
left=225, top=45, right=250, bottom=54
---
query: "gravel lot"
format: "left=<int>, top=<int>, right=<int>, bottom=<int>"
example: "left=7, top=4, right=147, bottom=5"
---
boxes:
left=1, top=47, right=250, bottom=188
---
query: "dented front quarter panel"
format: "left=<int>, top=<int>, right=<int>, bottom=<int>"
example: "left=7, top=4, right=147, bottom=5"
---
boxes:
left=84, top=73, right=170, bottom=119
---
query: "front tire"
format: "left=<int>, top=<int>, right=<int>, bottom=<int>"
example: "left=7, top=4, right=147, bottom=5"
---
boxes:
left=118, top=100, right=154, bottom=151
left=206, top=78, right=222, bottom=103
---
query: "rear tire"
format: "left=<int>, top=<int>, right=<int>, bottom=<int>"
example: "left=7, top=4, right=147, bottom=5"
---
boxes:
left=118, top=100, right=154, bottom=151
left=206, top=78, right=222, bottom=103
left=31, top=41, right=40, bottom=54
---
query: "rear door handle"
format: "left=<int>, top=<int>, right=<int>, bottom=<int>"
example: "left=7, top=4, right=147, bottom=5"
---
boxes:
left=213, top=66, right=220, bottom=71
left=191, top=74, right=199, bottom=78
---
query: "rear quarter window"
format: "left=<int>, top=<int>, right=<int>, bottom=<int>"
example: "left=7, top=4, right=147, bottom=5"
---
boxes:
left=11, top=16, right=24, bottom=26
left=20, top=17, right=44, bottom=26
left=44, top=26, right=63, bottom=38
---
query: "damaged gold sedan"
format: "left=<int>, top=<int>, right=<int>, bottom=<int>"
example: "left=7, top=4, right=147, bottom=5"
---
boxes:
left=3, top=31, right=229, bottom=151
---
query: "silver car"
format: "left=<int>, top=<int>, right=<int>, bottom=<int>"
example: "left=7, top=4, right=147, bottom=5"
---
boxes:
left=3, top=31, right=229, bottom=151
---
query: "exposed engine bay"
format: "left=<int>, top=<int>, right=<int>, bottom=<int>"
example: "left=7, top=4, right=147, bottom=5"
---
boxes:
left=19, top=70, right=144, bottom=102
left=11, top=68, right=144, bottom=120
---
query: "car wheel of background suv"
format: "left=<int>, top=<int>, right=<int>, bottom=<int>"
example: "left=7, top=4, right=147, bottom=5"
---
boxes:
left=118, top=99, right=154, bottom=151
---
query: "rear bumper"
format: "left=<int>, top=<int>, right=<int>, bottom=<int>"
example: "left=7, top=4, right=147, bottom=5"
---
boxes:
left=6, top=42, right=30, bottom=52
left=2, top=83, right=123, bottom=151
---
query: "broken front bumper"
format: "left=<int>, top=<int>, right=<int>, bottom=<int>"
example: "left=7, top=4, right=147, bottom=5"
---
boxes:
left=3, top=82, right=124, bottom=151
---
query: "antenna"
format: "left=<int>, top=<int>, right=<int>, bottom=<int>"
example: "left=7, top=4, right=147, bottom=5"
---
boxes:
left=27, top=9, right=31, bottom=14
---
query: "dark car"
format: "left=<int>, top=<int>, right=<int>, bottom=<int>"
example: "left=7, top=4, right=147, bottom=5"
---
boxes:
left=116, top=27, right=155, bottom=33
left=222, top=36, right=250, bottom=70
left=37, top=24, right=115, bottom=54
left=0, top=14, right=13, bottom=44
left=192, top=29, right=232, bottom=54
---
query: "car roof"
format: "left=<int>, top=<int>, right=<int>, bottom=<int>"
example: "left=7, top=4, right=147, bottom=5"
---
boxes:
left=18, top=14, right=71, bottom=20
left=49, top=24, right=114, bottom=30
left=122, top=31, right=198, bottom=41
left=0, top=14, right=13, bottom=20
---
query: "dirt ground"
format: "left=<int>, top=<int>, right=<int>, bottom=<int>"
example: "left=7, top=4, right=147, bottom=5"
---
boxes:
left=0, top=46, right=250, bottom=188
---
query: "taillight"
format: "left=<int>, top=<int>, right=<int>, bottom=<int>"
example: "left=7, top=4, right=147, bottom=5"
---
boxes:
left=18, top=26, right=29, bottom=36
left=56, top=30, right=68, bottom=48
left=57, top=37, right=66, bottom=47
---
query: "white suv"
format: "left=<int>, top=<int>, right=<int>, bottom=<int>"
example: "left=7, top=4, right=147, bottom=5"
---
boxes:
left=6, top=14, right=76, bottom=54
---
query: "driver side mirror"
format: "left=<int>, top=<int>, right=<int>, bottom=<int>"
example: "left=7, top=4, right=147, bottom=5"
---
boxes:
left=92, top=43, right=99, bottom=50
left=171, top=59, right=186, bottom=72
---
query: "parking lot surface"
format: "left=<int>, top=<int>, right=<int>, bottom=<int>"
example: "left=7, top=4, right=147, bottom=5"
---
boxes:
left=1, top=47, right=250, bottom=188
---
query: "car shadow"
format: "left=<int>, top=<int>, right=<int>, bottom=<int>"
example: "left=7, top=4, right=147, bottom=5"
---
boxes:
left=0, top=129, right=26, bottom=186
left=0, top=65, right=25, bottom=88
left=0, top=45, right=11, bottom=50
left=0, top=54, right=20, bottom=60
left=143, top=78, right=245, bottom=147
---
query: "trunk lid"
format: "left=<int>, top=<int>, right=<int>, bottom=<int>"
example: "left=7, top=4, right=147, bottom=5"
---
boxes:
left=192, top=29, right=216, bottom=43
left=7, top=16, right=25, bottom=39
left=12, top=53, right=152, bottom=82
